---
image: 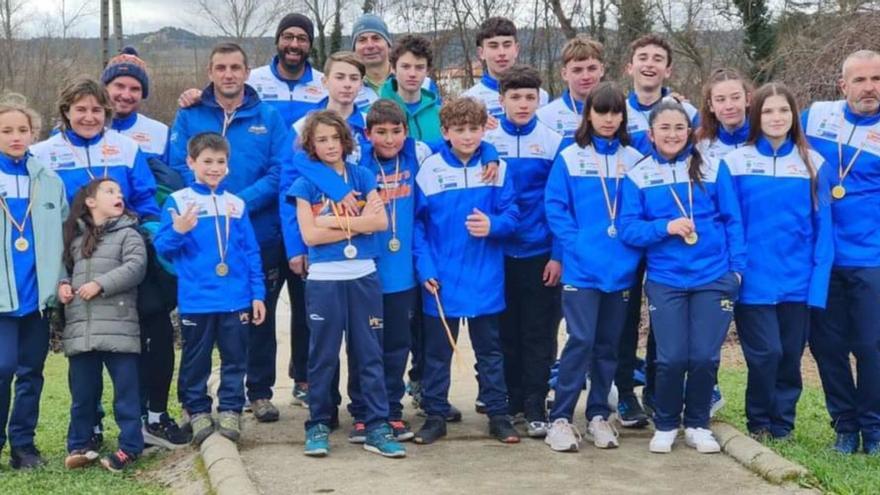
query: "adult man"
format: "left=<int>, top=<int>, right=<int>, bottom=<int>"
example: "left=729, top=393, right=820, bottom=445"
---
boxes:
left=804, top=49, right=880, bottom=455
left=169, top=42, right=291, bottom=423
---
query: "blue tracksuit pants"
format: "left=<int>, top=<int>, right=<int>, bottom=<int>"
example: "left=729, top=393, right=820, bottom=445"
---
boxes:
left=0, top=312, right=49, bottom=450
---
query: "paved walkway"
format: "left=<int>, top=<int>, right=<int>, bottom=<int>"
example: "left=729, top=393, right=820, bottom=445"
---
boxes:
left=237, top=300, right=813, bottom=495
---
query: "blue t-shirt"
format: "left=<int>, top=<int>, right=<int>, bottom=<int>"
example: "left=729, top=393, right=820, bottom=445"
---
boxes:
left=0, top=154, right=38, bottom=316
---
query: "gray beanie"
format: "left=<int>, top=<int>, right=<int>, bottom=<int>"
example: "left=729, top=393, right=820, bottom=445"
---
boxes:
left=350, top=14, right=391, bottom=49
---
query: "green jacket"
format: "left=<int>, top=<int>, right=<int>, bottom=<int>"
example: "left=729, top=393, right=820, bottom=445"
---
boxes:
left=379, top=77, right=442, bottom=143
left=0, top=156, right=68, bottom=314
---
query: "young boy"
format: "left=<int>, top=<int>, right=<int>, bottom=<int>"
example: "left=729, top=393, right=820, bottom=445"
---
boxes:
left=536, top=36, right=605, bottom=139
left=463, top=17, right=549, bottom=119
left=154, top=132, right=267, bottom=445
left=412, top=96, right=520, bottom=444
left=484, top=66, right=563, bottom=437
left=379, top=34, right=442, bottom=143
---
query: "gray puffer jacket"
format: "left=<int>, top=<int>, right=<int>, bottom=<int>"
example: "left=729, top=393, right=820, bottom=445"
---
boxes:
left=63, top=214, right=147, bottom=357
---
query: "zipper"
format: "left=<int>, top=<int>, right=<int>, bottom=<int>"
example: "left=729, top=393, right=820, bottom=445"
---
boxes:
left=2, top=213, right=12, bottom=309
left=85, top=255, right=92, bottom=350
left=772, top=153, right=777, bottom=176
left=845, top=122, right=857, bottom=146
left=516, top=131, right=521, bottom=156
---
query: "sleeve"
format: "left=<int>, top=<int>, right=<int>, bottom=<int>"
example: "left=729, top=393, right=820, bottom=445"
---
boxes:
left=544, top=155, right=579, bottom=246
left=94, top=229, right=148, bottom=296
left=619, top=177, right=669, bottom=247
left=160, top=126, right=171, bottom=165
left=808, top=160, right=835, bottom=308
left=128, top=149, right=160, bottom=220
left=168, top=110, right=195, bottom=185
left=241, top=206, right=266, bottom=302
left=479, top=140, right=499, bottom=167
left=714, top=164, right=747, bottom=273
left=486, top=164, right=519, bottom=238
left=236, top=110, right=285, bottom=213
left=412, top=175, right=438, bottom=284
left=153, top=197, right=187, bottom=258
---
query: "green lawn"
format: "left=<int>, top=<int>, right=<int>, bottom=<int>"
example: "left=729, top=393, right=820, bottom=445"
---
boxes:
left=0, top=353, right=182, bottom=494
left=716, top=368, right=880, bottom=495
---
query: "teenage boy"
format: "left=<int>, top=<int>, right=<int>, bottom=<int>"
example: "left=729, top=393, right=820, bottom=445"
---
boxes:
left=537, top=36, right=605, bottom=139
left=463, top=17, right=549, bottom=119
left=484, top=66, right=563, bottom=437
left=411, top=96, right=520, bottom=445
left=379, top=34, right=442, bottom=143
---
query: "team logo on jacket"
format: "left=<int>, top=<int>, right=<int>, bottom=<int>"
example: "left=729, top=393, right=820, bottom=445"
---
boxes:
left=248, top=125, right=268, bottom=135
left=101, top=144, right=120, bottom=157
left=529, top=143, right=545, bottom=155
left=305, top=86, right=323, bottom=96
left=130, top=132, right=151, bottom=144
left=369, top=316, right=384, bottom=330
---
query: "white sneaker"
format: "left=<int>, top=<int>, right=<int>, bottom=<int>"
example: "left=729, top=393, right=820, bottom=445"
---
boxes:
left=685, top=427, right=721, bottom=453
left=527, top=421, right=548, bottom=438
left=649, top=429, right=678, bottom=453
left=587, top=416, right=619, bottom=449
left=544, top=418, right=581, bottom=452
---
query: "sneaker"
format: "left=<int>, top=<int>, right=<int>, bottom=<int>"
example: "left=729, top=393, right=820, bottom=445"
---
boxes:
left=252, top=398, right=280, bottom=423
left=511, top=412, right=527, bottom=425
left=544, top=418, right=580, bottom=452
left=834, top=431, right=860, bottom=454
left=527, top=421, right=548, bottom=438
left=217, top=411, right=242, bottom=443
left=863, top=433, right=880, bottom=455
left=180, top=409, right=193, bottom=436
left=587, top=416, right=620, bottom=449
left=191, top=413, right=215, bottom=446
left=304, top=424, right=331, bottom=457
left=64, top=448, right=99, bottom=469
left=617, top=394, right=650, bottom=428
left=364, top=423, right=407, bottom=458
left=349, top=421, right=367, bottom=444
left=100, top=450, right=138, bottom=472
left=414, top=416, right=447, bottom=445
left=649, top=429, right=678, bottom=453
left=389, top=420, right=414, bottom=441
left=489, top=415, right=520, bottom=443
left=685, top=427, right=721, bottom=453
left=144, top=413, right=191, bottom=449
left=415, top=404, right=463, bottom=423
left=292, top=383, right=309, bottom=407
left=475, top=399, right=487, bottom=415
left=10, top=445, right=45, bottom=470
left=709, top=385, right=726, bottom=418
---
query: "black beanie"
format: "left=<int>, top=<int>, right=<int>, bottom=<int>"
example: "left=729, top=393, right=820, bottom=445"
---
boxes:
left=276, top=14, right=314, bottom=44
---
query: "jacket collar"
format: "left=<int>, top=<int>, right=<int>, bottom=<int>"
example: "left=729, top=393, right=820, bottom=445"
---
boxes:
left=591, top=136, right=621, bottom=155
left=269, top=57, right=315, bottom=85
left=0, top=151, right=30, bottom=174
left=191, top=182, right=227, bottom=195
left=440, top=141, right=483, bottom=168
left=111, top=113, right=139, bottom=132
left=481, top=73, right=499, bottom=92
left=200, top=84, right=261, bottom=115
left=843, top=100, right=880, bottom=126
left=651, top=142, right=694, bottom=165
left=627, top=87, right=671, bottom=112
left=562, top=89, right=585, bottom=115
left=63, top=129, right=104, bottom=147
left=381, top=76, right=438, bottom=113
left=500, top=115, right=538, bottom=135
left=717, top=119, right=750, bottom=146
left=755, top=135, right=795, bottom=157
left=314, top=97, right=366, bottom=134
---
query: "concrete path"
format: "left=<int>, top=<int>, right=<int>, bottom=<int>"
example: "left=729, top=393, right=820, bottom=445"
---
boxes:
left=237, top=300, right=813, bottom=495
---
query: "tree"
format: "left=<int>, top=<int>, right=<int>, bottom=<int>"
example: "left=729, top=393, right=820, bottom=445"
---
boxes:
left=617, top=0, right=652, bottom=49
left=329, top=0, right=343, bottom=54
left=733, top=0, right=775, bottom=80
left=0, top=0, right=27, bottom=89
left=192, top=0, right=281, bottom=40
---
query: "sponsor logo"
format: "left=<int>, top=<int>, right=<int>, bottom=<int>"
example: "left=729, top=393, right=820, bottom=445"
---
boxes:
left=101, top=144, right=120, bottom=157
left=248, top=125, right=268, bottom=135
left=310, top=313, right=325, bottom=321
left=529, top=143, right=544, bottom=155
left=130, top=132, right=151, bottom=143
left=369, top=316, right=384, bottom=330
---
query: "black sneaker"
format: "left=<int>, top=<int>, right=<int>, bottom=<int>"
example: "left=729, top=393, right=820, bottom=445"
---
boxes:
left=447, top=404, right=463, bottom=423
left=101, top=450, right=138, bottom=473
left=144, top=413, right=192, bottom=449
left=617, top=394, right=650, bottom=428
left=489, top=416, right=520, bottom=444
left=414, top=416, right=447, bottom=445
left=10, top=445, right=45, bottom=470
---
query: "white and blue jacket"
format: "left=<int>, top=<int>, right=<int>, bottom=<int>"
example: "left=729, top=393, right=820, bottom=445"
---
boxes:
left=725, top=136, right=833, bottom=307
left=111, top=113, right=169, bottom=163
left=484, top=115, right=563, bottom=259
left=249, top=58, right=326, bottom=128
left=462, top=73, right=549, bottom=119
left=545, top=137, right=644, bottom=290
left=30, top=129, right=159, bottom=219
left=413, top=143, right=518, bottom=317
left=168, top=84, right=290, bottom=248
left=154, top=183, right=265, bottom=313
left=696, top=120, right=750, bottom=166
left=290, top=98, right=368, bottom=162
left=536, top=90, right=584, bottom=140
left=355, top=76, right=442, bottom=110
left=619, top=147, right=746, bottom=288
left=803, top=100, right=880, bottom=268
left=626, top=89, right=699, bottom=155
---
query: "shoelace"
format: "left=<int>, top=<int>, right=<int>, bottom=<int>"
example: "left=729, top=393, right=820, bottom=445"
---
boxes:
left=552, top=419, right=583, bottom=441
left=115, top=450, right=131, bottom=463
left=592, top=419, right=619, bottom=438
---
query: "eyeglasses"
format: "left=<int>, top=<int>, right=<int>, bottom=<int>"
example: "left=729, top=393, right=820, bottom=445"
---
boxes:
left=280, top=33, right=310, bottom=44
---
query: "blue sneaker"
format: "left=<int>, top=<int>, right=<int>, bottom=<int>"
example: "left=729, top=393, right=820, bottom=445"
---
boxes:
left=304, top=424, right=331, bottom=457
left=833, top=432, right=859, bottom=454
left=364, top=423, right=406, bottom=458
left=863, top=432, right=880, bottom=455
left=709, top=385, right=726, bottom=418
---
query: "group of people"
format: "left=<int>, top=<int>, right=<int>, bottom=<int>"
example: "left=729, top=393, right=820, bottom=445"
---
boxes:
left=0, top=10, right=878, bottom=472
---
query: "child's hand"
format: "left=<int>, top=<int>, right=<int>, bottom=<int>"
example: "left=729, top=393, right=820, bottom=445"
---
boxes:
left=171, top=204, right=199, bottom=234
left=252, top=300, right=267, bottom=325
left=543, top=260, right=562, bottom=287
left=76, top=281, right=102, bottom=301
left=666, top=217, right=695, bottom=239
left=424, top=278, right=440, bottom=295
left=339, top=191, right=362, bottom=216
left=465, top=208, right=491, bottom=237
left=364, top=194, right=384, bottom=216
left=289, top=255, right=308, bottom=277
left=58, top=283, right=74, bottom=304
left=481, top=162, right=499, bottom=184
left=486, top=115, right=500, bottom=130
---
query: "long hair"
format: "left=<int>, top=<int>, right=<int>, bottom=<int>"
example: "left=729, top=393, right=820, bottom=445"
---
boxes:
left=62, top=178, right=127, bottom=271
left=747, top=82, right=818, bottom=208
left=648, top=99, right=705, bottom=186
left=574, top=81, right=629, bottom=148
left=695, top=68, right=752, bottom=142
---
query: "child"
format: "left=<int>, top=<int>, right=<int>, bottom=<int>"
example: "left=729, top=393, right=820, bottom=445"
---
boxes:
left=537, top=36, right=606, bottom=139
left=154, top=132, right=266, bottom=445
left=286, top=110, right=404, bottom=458
left=0, top=97, right=67, bottom=470
left=59, top=178, right=147, bottom=472
left=543, top=82, right=643, bottom=452
left=726, top=83, right=832, bottom=440
left=484, top=65, right=563, bottom=437
left=618, top=100, right=745, bottom=454
left=412, top=96, right=520, bottom=444
left=379, top=34, right=442, bottom=143
left=695, top=68, right=752, bottom=164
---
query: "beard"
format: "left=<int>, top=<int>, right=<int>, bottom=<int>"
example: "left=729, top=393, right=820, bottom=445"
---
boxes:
left=278, top=47, right=309, bottom=74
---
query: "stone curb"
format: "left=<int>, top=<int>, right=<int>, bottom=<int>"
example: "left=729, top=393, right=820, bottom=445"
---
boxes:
left=713, top=422, right=810, bottom=484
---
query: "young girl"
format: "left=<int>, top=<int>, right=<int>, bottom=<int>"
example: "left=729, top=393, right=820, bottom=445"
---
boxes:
left=286, top=111, right=403, bottom=458
left=695, top=68, right=753, bottom=164
left=619, top=100, right=746, bottom=454
left=0, top=96, right=67, bottom=470
left=543, top=82, right=644, bottom=452
left=59, top=178, right=147, bottom=472
left=725, top=83, right=832, bottom=440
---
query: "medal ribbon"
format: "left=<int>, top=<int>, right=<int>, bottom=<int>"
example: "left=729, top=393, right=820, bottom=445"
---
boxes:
left=836, top=114, right=865, bottom=186
left=63, top=136, right=109, bottom=180
left=589, top=145, right=622, bottom=228
left=667, top=166, right=694, bottom=225
left=375, top=153, right=400, bottom=242
left=329, top=166, right=354, bottom=248
left=0, top=179, right=36, bottom=242
left=210, top=193, right=231, bottom=266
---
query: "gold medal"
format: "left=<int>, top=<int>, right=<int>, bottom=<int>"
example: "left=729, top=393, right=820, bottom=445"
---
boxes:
left=607, top=224, right=617, bottom=238
left=832, top=185, right=846, bottom=200
left=215, top=262, right=229, bottom=276
left=388, top=237, right=401, bottom=252
left=14, top=237, right=29, bottom=252
left=685, top=232, right=699, bottom=245
left=344, top=244, right=358, bottom=259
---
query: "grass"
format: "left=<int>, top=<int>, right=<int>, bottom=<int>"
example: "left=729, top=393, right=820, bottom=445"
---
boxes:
left=716, top=368, right=880, bottom=495
left=0, top=352, right=182, bottom=494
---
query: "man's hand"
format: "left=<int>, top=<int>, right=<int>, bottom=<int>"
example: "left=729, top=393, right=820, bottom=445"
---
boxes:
left=252, top=300, right=267, bottom=325
left=465, top=208, right=491, bottom=237
left=171, top=204, right=199, bottom=234
left=543, top=260, right=562, bottom=287
left=289, top=255, right=308, bottom=277
left=76, top=281, right=102, bottom=301
left=178, top=88, right=203, bottom=108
